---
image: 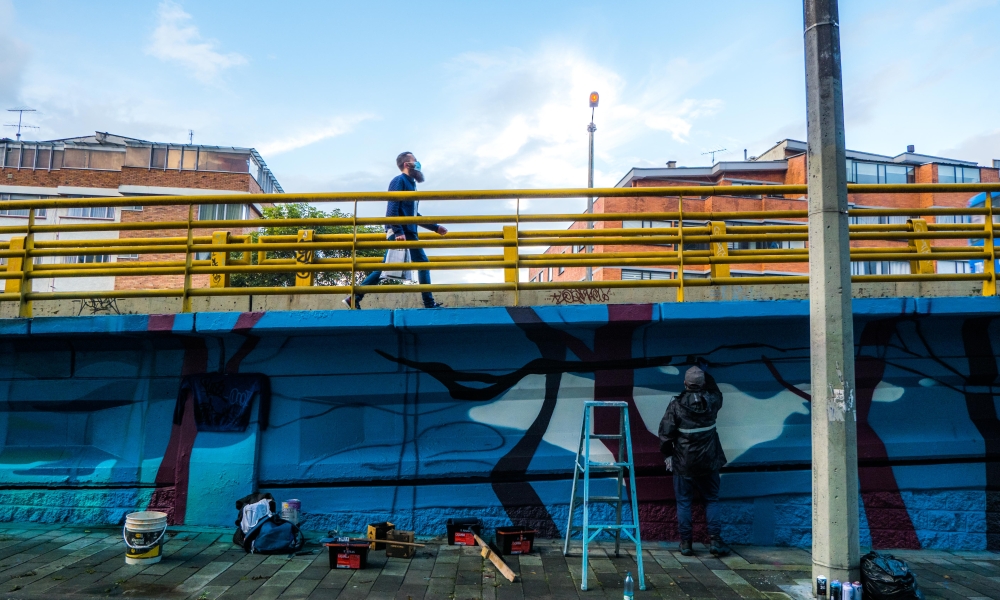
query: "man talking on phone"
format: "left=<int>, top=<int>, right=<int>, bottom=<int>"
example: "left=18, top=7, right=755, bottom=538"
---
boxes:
left=345, top=152, right=447, bottom=309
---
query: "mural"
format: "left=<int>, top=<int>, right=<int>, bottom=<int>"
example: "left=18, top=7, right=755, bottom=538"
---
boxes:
left=0, top=297, right=998, bottom=550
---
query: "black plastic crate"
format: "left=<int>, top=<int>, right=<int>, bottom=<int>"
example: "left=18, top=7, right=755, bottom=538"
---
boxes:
left=326, top=540, right=370, bottom=569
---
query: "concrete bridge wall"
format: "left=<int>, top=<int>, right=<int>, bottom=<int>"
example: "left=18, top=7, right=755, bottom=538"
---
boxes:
left=0, top=297, right=998, bottom=550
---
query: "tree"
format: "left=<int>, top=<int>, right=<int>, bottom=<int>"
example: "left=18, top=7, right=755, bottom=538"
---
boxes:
left=230, top=203, right=384, bottom=288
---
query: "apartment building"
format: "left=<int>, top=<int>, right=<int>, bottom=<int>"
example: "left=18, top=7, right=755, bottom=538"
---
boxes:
left=0, top=132, right=282, bottom=291
left=530, top=139, right=1000, bottom=284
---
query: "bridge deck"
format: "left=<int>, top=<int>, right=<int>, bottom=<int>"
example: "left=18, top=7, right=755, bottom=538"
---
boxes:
left=0, top=524, right=993, bottom=599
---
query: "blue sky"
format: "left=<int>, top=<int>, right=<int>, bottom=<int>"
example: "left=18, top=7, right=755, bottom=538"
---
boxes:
left=3, top=0, right=998, bottom=197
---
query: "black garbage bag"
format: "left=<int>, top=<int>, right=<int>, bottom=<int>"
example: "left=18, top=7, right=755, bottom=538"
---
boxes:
left=861, top=551, right=925, bottom=600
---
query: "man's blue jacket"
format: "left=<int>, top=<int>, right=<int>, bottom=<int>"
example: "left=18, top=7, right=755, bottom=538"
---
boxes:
left=385, top=173, right=440, bottom=238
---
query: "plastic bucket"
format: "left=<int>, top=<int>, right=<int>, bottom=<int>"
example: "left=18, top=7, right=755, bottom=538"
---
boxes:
left=123, top=511, right=168, bottom=565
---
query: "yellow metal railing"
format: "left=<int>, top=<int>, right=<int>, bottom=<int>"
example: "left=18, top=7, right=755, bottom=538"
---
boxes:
left=1, top=184, right=998, bottom=316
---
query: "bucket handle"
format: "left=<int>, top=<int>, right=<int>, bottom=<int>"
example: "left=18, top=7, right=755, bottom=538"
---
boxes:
left=123, top=523, right=167, bottom=550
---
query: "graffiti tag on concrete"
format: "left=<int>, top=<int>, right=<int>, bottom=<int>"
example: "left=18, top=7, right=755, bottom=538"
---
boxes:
left=548, top=288, right=611, bottom=304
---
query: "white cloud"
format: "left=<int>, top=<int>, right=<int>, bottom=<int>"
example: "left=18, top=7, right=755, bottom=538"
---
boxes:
left=255, top=114, right=376, bottom=156
left=146, top=1, right=246, bottom=82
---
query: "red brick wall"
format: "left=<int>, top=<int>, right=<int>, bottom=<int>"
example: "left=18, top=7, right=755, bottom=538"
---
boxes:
left=1, top=166, right=122, bottom=188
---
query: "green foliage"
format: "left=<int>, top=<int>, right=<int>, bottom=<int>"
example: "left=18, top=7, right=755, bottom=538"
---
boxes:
left=230, top=203, right=384, bottom=288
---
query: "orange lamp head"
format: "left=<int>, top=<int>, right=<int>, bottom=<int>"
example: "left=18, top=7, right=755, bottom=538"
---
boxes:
left=589, top=91, right=599, bottom=108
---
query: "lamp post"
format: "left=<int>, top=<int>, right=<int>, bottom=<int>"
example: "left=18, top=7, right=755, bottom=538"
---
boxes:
left=586, top=91, right=599, bottom=281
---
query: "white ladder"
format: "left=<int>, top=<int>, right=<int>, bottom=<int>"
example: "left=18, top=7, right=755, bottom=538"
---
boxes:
left=563, top=400, right=645, bottom=591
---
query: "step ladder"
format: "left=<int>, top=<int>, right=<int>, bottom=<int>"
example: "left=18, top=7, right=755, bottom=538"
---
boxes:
left=563, top=400, right=645, bottom=591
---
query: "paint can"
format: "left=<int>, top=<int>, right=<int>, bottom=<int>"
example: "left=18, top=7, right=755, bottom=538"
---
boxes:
left=816, top=576, right=827, bottom=597
left=123, top=511, right=168, bottom=565
left=282, top=499, right=301, bottom=524
left=829, top=580, right=842, bottom=600
left=852, top=582, right=863, bottom=600
left=841, top=580, right=855, bottom=600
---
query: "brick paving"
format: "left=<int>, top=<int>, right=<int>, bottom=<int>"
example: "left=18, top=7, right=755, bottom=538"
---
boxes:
left=0, top=524, right=997, bottom=599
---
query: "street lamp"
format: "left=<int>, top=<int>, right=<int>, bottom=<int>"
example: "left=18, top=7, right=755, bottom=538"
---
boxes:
left=586, top=91, right=598, bottom=281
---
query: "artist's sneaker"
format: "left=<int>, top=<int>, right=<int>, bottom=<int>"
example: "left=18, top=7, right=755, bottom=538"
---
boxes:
left=709, top=536, right=731, bottom=557
left=424, top=302, right=445, bottom=309
left=679, top=539, right=693, bottom=556
left=343, top=296, right=361, bottom=309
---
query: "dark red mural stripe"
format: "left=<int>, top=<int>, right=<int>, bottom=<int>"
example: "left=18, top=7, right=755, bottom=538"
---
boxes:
left=226, top=312, right=265, bottom=374
left=855, top=319, right=920, bottom=549
left=146, top=314, right=175, bottom=332
left=147, top=335, right=207, bottom=525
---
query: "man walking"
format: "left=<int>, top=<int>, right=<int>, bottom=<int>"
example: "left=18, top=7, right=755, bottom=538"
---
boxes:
left=658, top=365, right=731, bottom=556
left=345, top=152, right=447, bottom=309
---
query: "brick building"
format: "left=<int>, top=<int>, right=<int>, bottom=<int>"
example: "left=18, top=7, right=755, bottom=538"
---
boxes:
left=530, top=139, right=1000, bottom=284
left=0, top=132, right=282, bottom=291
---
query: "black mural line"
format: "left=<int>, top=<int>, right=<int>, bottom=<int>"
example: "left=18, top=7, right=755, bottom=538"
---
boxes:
left=374, top=349, right=675, bottom=401
left=961, top=317, right=1000, bottom=550
left=761, top=356, right=811, bottom=402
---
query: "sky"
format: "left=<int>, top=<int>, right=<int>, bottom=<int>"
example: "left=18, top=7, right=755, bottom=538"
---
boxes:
left=2, top=0, right=999, bottom=282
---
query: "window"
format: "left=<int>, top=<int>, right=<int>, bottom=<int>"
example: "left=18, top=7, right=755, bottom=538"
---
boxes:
left=199, top=204, right=249, bottom=221
left=3, top=146, right=19, bottom=168
left=64, top=254, right=112, bottom=264
left=197, top=151, right=249, bottom=173
left=121, top=205, right=143, bottom=211
left=622, top=269, right=673, bottom=280
left=36, top=148, right=51, bottom=169
left=0, top=194, right=48, bottom=217
left=850, top=261, right=909, bottom=275
left=938, top=165, right=980, bottom=184
left=849, top=210, right=908, bottom=226
left=846, top=159, right=914, bottom=184
left=559, top=252, right=565, bottom=275
left=181, top=147, right=198, bottom=171
left=61, top=149, right=124, bottom=170
left=937, top=260, right=972, bottom=274
left=20, top=147, right=35, bottom=169
left=547, top=267, right=553, bottom=281
left=118, top=253, right=138, bottom=260
left=125, top=146, right=151, bottom=168
left=936, top=213, right=972, bottom=225
left=66, top=207, right=115, bottom=219
left=166, top=147, right=182, bottom=169
left=151, top=147, right=167, bottom=169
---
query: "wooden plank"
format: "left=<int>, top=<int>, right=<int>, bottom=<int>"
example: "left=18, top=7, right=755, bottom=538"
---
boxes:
left=473, top=534, right=515, bottom=583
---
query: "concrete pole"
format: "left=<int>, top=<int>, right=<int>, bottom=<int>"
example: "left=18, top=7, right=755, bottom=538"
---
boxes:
left=804, top=0, right=860, bottom=586
left=586, top=120, right=596, bottom=281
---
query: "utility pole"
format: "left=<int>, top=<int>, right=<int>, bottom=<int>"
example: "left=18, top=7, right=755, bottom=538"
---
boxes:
left=586, top=92, right=599, bottom=282
left=804, top=0, right=860, bottom=587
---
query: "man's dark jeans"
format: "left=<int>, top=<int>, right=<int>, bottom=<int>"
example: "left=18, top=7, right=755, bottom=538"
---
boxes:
left=356, top=233, right=435, bottom=307
left=673, top=471, right=721, bottom=540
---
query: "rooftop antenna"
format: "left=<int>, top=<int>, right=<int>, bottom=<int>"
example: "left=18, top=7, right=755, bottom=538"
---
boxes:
left=5, top=108, right=38, bottom=141
left=702, top=148, right=727, bottom=164
left=188, top=129, right=194, bottom=144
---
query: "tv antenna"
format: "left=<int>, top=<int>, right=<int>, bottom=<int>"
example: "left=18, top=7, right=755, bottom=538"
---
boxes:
left=701, top=148, right=727, bottom=164
left=5, top=108, right=38, bottom=141
left=188, top=129, right=194, bottom=144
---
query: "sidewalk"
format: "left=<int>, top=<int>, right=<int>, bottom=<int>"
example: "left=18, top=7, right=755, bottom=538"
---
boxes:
left=0, top=524, right=995, bottom=599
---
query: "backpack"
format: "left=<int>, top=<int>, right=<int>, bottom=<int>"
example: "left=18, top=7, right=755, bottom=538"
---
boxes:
left=232, top=492, right=305, bottom=554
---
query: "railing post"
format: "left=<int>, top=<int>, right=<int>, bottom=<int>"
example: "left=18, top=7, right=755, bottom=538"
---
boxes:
left=295, top=229, right=315, bottom=287
left=709, top=221, right=730, bottom=279
left=676, top=197, right=685, bottom=302
left=210, top=231, right=231, bottom=288
left=984, top=193, right=996, bottom=296
left=906, top=219, right=934, bottom=275
left=5, top=236, right=25, bottom=295
left=503, top=225, right=518, bottom=285
left=18, top=210, right=35, bottom=318
left=181, top=205, right=195, bottom=313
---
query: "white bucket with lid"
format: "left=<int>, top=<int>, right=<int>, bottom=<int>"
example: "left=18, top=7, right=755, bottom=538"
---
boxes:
left=123, top=511, right=168, bottom=565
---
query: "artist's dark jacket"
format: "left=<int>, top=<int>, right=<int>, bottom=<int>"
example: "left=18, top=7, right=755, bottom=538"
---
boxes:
left=385, top=173, right=440, bottom=238
left=658, top=372, right=727, bottom=477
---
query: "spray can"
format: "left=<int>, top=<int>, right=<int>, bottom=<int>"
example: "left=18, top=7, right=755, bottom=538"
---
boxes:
left=829, top=580, right=842, bottom=600
left=841, top=580, right=854, bottom=600
left=853, top=582, right=863, bottom=600
left=816, top=576, right=828, bottom=597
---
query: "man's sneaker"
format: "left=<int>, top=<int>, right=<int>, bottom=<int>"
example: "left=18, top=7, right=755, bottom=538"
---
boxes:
left=709, top=536, right=731, bottom=557
left=678, top=539, right=693, bottom=556
left=342, top=296, right=360, bottom=309
left=424, top=302, right=445, bottom=309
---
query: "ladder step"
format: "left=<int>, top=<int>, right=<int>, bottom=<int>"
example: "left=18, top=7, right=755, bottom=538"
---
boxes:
left=582, top=524, right=638, bottom=531
left=589, top=434, right=622, bottom=440
left=578, top=496, right=624, bottom=504
left=576, top=463, right=625, bottom=473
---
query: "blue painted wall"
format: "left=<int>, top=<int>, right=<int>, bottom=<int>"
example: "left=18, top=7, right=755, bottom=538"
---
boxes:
left=1, top=297, right=999, bottom=550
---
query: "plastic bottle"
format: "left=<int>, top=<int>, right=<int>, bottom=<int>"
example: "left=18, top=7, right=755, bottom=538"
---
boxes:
left=623, top=571, right=634, bottom=600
